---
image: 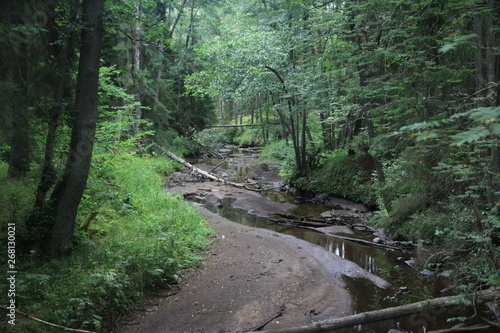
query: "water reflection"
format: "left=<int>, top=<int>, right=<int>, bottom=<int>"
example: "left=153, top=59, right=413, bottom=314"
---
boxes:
left=188, top=148, right=484, bottom=332
left=208, top=197, right=385, bottom=276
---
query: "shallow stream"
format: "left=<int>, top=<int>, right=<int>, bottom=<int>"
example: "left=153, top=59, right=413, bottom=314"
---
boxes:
left=186, top=146, right=479, bottom=333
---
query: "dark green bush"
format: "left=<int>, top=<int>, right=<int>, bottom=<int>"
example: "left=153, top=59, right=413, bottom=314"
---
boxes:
left=295, top=149, right=376, bottom=205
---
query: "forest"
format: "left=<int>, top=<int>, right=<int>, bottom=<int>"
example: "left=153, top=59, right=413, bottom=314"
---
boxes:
left=0, top=0, right=499, bottom=332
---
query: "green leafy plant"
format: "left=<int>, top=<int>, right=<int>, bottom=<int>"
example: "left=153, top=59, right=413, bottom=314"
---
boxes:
left=0, top=155, right=212, bottom=332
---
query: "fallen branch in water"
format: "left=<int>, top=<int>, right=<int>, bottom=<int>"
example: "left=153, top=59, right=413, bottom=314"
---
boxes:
left=154, top=144, right=261, bottom=192
left=270, top=218, right=401, bottom=251
left=258, top=288, right=500, bottom=333
left=0, top=306, right=97, bottom=333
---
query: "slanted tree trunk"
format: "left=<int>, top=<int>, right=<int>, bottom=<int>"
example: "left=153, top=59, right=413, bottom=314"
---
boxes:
left=46, top=0, right=105, bottom=254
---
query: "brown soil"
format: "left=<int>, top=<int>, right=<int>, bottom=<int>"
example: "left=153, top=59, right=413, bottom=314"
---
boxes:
left=120, top=208, right=354, bottom=333
left=118, top=157, right=389, bottom=333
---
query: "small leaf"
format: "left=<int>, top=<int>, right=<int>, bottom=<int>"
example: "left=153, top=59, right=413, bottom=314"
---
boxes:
left=439, top=43, right=454, bottom=53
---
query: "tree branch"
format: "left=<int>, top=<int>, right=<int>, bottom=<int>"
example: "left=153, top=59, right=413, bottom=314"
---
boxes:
left=259, top=288, right=500, bottom=333
left=0, top=306, right=97, bottom=333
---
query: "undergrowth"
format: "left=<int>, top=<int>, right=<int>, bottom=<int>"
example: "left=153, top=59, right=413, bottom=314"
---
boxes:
left=0, top=156, right=212, bottom=332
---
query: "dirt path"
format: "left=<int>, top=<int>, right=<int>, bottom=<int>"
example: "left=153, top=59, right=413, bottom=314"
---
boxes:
left=119, top=205, right=389, bottom=333
left=120, top=208, right=355, bottom=333
left=118, top=155, right=390, bottom=333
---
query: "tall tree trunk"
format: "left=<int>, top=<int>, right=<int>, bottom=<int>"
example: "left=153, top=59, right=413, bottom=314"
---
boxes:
left=366, top=118, right=392, bottom=213
left=27, top=0, right=77, bottom=248
left=133, top=0, right=142, bottom=133
left=46, top=0, right=105, bottom=254
left=485, top=0, right=500, bottom=197
left=486, top=0, right=496, bottom=103
left=6, top=2, right=30, bottom=178
left=473, top=15, right=484, bottom=99
left=8, top=76, right=30, bottom=178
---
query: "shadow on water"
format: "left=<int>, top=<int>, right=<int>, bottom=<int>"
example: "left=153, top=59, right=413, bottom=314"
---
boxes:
left=192, top=148, right=486, bottom=332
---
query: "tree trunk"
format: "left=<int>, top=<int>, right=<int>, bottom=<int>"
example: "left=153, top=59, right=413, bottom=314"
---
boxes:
left=8, top=84, right=30, bottom=178
left=46, top=0, right=105, bottom=254
left=133, top=0, right=142, bottom=133
left=27, top=0, right=77, bottom=249
left=485, top=0, right=496, bottom=103
left=6, top=2, right=30, bottom=178
left=474, top=15, right=484, bottom=99
left=366, top=118, right=392, bottom=213
left=259, top=288, right=500, bottom=333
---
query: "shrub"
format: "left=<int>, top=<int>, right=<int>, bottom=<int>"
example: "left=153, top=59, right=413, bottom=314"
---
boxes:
left=295, top=149, right=376, bottom=205
left=0, top=156, right=212, bottom=332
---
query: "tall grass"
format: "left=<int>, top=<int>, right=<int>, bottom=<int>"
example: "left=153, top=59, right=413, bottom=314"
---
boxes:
left=0, top=156, right=212, bottom=332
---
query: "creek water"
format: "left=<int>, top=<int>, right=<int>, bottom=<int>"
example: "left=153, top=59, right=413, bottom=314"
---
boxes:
left=188, top=147, right=479, bottom=333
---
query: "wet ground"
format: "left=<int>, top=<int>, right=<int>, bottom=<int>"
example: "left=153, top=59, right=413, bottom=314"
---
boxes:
left=119, top=146, right=479, bottom=333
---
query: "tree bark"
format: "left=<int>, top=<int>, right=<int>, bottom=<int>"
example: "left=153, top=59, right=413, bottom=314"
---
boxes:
left=133, top=0, right=142, bottom=133
left=46, top=0, right=105, bottom=254
left=27, top=0, right=77, bottom=249
left=5, top=1, right=30, bottom=178
left=485, top=0, right=496, bottom=103
left=259, top=288, right=500, bottom=333
left=474, top=15, right=484, bottom=98
left=366, top=118, right=392, bottom=213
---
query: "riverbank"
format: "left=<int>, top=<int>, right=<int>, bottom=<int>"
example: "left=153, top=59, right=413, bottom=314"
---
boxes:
left=120, top=206, right=389, bottom=333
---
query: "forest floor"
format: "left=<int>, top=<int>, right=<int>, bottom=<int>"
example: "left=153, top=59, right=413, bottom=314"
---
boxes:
left=117, top=156, right=389, bottom=333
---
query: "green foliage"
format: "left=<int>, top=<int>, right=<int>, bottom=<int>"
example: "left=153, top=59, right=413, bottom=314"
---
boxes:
left=232, top=127, right=265, bottom=147
left=261, top=140, right=294, bottom=162
left=194, top=128, right=228, bottom=151
left=295, top=149, right=376, bottom=205
left=0, top=172, right=36, bottom=238
left=0, top=156, right=212, bottom=332
left=260, top=140, right=296, bottom=178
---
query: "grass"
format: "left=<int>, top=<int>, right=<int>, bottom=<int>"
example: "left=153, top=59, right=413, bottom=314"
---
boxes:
left=0, top=156, right=213, bottom=332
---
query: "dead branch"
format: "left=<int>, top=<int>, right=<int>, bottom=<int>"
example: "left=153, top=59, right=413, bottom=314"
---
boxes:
left=0, top=306, right=97, bottom=333
left=154, top=144, right=260, bottom=192
left=251, top=307, right=285, bottom=331
left=270, top=219, right=400, bottom=251
left=259, top=288, right=500, bottom=333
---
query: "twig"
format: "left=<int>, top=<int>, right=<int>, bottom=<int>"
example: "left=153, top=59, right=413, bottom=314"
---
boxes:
left=209, top=160, right=228, bottom=173
left=105, top=182, right=125, bottom=188
left=251, top=307, right=285, bottom=331
left=0, top=306, right=97, bottom=333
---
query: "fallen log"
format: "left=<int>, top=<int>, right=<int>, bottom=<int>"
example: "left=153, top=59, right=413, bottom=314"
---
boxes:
left=270, top=219, right=401, bottom=251
left=154, top=144, right=260, bottom=192
left=206, top=123, right=279, bottom=128
left=258, top=288, right=500, bottom=333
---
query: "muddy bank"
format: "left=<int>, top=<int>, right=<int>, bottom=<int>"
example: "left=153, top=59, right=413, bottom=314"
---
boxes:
left=121, top=207, right=388, bottom=333
left=119, top=150, right=392, bottom=333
